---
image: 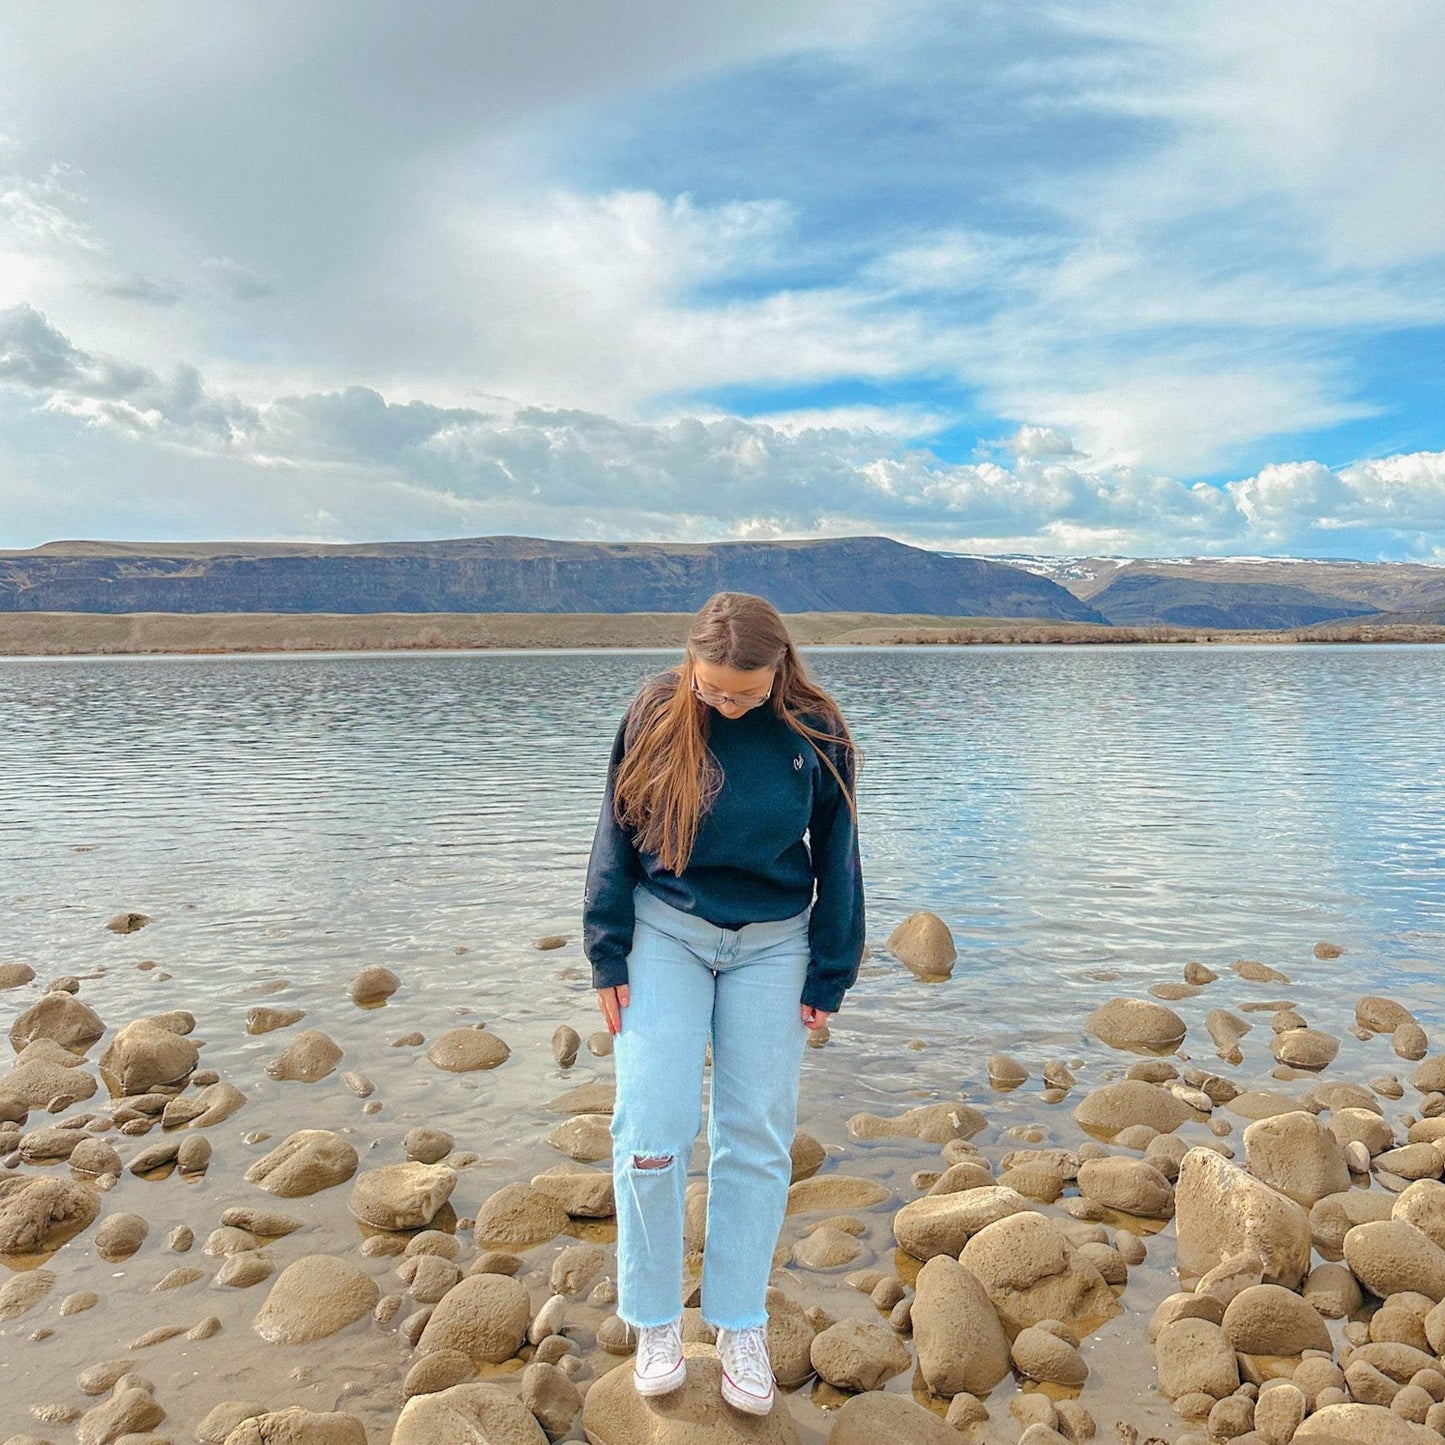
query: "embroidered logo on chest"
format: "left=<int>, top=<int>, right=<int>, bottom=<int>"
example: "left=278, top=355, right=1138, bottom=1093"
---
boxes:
left=793, top=755, right=804, bottom=771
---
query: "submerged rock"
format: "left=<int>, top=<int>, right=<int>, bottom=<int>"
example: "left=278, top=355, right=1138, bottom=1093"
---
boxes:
left=253, top=1255, right=380, bottom=1343
left=8, top=993, right=105, bottom=1055
left=243, top=1130, right=359, bottom=1198
left=0, top=1174, right=99, bottom=1255
left=1085, top=997, right=1186, bottom=1053
left=265, top=1028, right=343, bottom=1083
left=885, top=912, right=957, bottom=977
left=426, top=1028, right=511, bottom=1072
left=348, top=965, right=400, bottom=1005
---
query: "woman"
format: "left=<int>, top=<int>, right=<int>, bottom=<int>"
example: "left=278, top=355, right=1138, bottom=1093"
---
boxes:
left=583, top=591, right=864, bottom=1415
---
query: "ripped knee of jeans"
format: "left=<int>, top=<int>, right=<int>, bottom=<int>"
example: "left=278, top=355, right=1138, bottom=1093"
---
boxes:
left=630, top=1153, right=674, bottom=1171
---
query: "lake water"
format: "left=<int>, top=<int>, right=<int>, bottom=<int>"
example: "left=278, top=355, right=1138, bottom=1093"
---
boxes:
left=2, top=644, right=1443, bottom=1439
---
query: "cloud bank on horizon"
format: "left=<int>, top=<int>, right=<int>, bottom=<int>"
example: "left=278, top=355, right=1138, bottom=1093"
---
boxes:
left=1, top=0, right=1443, bottom=560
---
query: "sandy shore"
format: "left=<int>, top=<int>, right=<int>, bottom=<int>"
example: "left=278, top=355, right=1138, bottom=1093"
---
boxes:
left=2, top=610, right=1445, bottom=657
left=4, top=914, right=1443, bottom=1445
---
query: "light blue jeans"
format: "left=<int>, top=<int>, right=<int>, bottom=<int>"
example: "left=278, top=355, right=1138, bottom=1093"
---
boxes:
left=611, top=886, right=810, bottom=1331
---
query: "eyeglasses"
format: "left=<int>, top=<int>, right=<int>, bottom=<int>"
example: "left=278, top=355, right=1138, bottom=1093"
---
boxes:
left=691, top=679, right=773, bottom=711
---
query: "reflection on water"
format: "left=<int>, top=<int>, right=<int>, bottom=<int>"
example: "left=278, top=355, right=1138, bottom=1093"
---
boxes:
left=1, top=645, right=1443, bottom=1437
left=3, top=645, right=1443, bottom=1057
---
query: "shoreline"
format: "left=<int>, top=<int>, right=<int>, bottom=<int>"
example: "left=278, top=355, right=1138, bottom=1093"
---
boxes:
left=3, top=918, right=1439, bottom=1444
left=3, top=610, right=1445, bottom=658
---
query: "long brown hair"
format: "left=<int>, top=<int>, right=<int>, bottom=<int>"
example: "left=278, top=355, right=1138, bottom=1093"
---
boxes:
left=613, top=592, right=858, bottom=873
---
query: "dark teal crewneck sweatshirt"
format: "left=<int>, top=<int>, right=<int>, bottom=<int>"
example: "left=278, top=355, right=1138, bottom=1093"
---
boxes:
left=583, top=677, right=865, bottom=1013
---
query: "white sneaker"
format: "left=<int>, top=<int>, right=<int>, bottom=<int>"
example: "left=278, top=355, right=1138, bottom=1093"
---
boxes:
left=716, top=1325, right=775, bottom=1415
left=633, top=1318, right=686, bottom=1396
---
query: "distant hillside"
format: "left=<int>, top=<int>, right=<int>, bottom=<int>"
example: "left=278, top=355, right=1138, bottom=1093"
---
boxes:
left=1082, top=574, right=1379, bottom=629
left=0, top=535, right=1103, bottom=623
left=996, top=556, right=1445, bottom=629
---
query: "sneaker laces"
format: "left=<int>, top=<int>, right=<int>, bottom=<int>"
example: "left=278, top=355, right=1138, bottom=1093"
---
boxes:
left=723, top=1325, right=771, bottom=1383
left=638, top=1320, right=681, bottom=1373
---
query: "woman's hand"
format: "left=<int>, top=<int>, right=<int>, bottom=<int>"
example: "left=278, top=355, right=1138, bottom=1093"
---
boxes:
left=597, top=985, right=630, bottom=1036
left=800, top=1004, right=832, bottom=1031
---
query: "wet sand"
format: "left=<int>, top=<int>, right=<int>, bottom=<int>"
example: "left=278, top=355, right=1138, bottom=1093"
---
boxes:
left=3, top=609, right=1445, bottom=657
left=5, top=916, right=1442, bottom=1444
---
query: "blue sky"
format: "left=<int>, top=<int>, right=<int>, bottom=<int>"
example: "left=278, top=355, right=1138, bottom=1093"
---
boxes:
left=1, top=0, right=1443, bottom=558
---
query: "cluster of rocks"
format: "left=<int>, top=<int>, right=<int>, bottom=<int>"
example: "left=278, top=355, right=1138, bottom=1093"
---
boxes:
left=10, top=916, right=1445, bottom=1445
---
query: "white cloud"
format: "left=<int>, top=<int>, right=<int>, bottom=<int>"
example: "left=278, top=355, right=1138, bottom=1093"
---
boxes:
left=3, top=307, right=1444, bottom=561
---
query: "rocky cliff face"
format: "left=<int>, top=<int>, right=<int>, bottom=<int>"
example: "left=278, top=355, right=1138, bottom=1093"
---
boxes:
left=0, top=535, right=1105, bottom=622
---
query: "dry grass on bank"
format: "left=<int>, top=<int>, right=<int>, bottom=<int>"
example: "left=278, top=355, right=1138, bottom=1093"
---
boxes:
left=1, top=610, right=1443, bottom=658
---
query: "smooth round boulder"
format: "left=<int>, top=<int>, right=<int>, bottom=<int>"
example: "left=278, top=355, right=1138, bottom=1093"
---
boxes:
left=253, top=1254, right=380, bottom=1343
left=1394, top=1179, right=1445, bottom=1250
left=1295, top=1401, right=1438, bottom=1443
left=1075, top=1157, right=1175, bottom=1218
left=2, top=1057, right=96, bottom=1109
left=473, top=1182, right=569, bottom=1248
left=893, top=1186, right=1034, bottom=1261
left=1073, top=1080, right=1197, bottom=1137
left=427, top=1028, right=511, bottom=1072
left=1344, top=1220, right=1445, bottom=1301
left=416, top=1272, right=531, bottom=1364
left=885, top=912, right=956, bottom=977
left=1358, top=998, right=1417, bottom=1034
left=1271, top=1028, right=1340, bottom=1070
left=349, top=1163, right=458, bottom=1231
left=243, top=1130, right=359, bottom=1198
left=582, top=1349, right=799, bottom=1444
left=958, top=1211, right=1121, bottom=1336
left=8, top=993, right=105, bottom=1054
left=404, top=1128, right=454, bottom=1165
left=0, top=962, right=36, bottom=989
left=348, top=965, right=399, bottom=1005
left=1221, top=1283, right=1332, bottom=1354
left=827, top=1392, right=958, bottom=1445
left=95, top=1213, right=148, bottom=1262
left=265, top=1028, right=342, bottom=1083
left=910, top=1255, right=1011, bottom=1398
left=100, top=1019, right=199, bottom=1095
left=393, top=1382, right=548, bottom=1444
left=809, top=1318, right=911, bottom=1392
left=1012, top=1325, right=1088, bottom=1386
left=1085, top=997, right=1186, bottom=1054
left=847, top=1101, right=985, bottom=1143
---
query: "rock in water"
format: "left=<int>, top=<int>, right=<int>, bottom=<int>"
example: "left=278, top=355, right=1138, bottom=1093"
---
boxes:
left=910, top=1254, right=1011, bottom=1398
left=0, top=1175, right=99, bottom=1254
left=9, top=993, right=105, bottom=1054
left=582, top=1350, right=800, bottom=1443
left=253, top=1255, right=380, bottom=1343
left=1174, top=1147, right=1311, bottom=1289
left=1084, top=997, right=1187, bottom=1053
left=348, top=1163, right=458, bottom=1231
left=827, top=1393, right=960, bottom=1445
left=348, top=965, right=399, bottom=1005
left=415, top=1273, right=531, bottom=1363
left=243, top=1130, right=359, bottom=1197
left=426, top=1028, right=511, bottom=1072
left=99, top=1019, right=199, bottom=1094
left=265, top=1029, right=343, bottom=1083
left=958, top=1212, right=1121, bottom=1336
left=221, top=1407, right=366, bottom=1444
left=885, top=912, right=957, bottom=977
left=393, top=1382, right=550, bottom=1443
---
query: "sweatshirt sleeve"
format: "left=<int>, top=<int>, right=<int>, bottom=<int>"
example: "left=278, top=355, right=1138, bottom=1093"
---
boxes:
left=803, top=737, right=864, bottom=1013
left=583, top=716, right=641, bottom=990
